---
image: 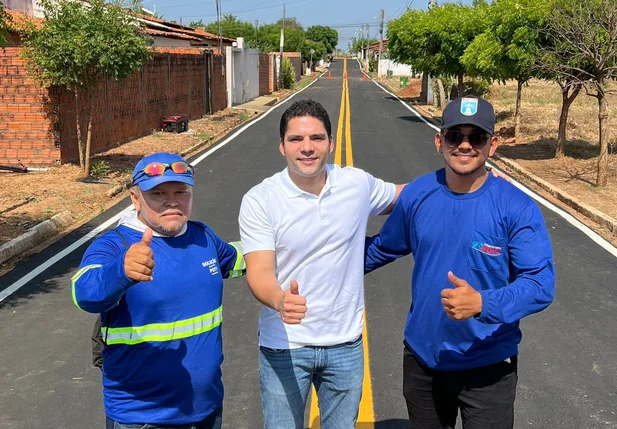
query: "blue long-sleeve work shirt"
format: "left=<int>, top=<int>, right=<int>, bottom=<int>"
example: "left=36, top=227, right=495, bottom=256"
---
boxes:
left=365, top=170, right=555, bottom=370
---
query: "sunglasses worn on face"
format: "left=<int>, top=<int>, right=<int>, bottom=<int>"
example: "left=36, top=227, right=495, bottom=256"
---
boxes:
left=140, top=161, right=194, bottom=177
left=443, top=131, right=491, bottom=149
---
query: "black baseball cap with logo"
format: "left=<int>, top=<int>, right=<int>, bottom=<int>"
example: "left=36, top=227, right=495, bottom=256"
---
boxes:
left=441, top=96, right=496, bottom=136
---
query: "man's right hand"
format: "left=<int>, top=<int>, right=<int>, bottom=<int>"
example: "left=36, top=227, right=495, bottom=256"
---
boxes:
left=277, top=280, right=307, bottom=324
left=124, top=228, right=155, bottom=282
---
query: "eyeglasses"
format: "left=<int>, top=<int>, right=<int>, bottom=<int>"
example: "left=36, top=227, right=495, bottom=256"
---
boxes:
left=443, top=131, right=491, bottom=149
left=138, top=161, right=194, bottom=177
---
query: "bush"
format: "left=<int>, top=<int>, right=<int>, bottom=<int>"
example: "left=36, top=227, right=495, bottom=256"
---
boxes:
left=281, top=57, right=295, bottom=89
left=369, top=57, right=376, bottom=73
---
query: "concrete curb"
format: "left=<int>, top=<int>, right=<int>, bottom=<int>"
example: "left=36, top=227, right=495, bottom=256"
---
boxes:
left=0, top=210, right=73, bottom=265
left=381, top=81, right=617, bottom=236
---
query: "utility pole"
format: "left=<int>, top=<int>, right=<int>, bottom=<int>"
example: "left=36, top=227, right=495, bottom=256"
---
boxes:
left=255, top=19, right=259, bottom=46
left=279, top=4, right=285, bottom=89
left=378, top=9, right=384, bottom=77
left=216, top=0, right=223, bottom=54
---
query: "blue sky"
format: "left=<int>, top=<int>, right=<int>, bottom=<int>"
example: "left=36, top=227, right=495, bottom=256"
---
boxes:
left=150, top=0, right=478, bottom=50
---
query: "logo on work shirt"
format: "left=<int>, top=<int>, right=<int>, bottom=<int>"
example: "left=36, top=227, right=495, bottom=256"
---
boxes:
left=461, top=97, right=478, bottom=116
left=472, top=241, right=502, bottom=257
left=202, top=258, right=219, bottom=275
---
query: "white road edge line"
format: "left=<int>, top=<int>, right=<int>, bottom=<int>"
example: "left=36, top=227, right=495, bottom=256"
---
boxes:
left=0, top=74, right=324, bottom=303
left=371, top=78, right=617, bottom=259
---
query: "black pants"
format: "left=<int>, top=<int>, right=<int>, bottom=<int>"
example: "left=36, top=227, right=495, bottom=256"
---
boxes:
left=403, top=347, right=517, bottom=429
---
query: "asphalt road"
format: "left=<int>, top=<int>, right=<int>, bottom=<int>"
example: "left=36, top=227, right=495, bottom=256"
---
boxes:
left=0, top=59, right=616, bottom=429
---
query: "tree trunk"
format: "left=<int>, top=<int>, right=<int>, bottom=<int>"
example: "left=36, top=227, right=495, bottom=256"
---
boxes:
left=596, top=85, right=609, bottom=187
left=457, top=72, right=465, bottom=98
left=75, top=89, right=85, bottom=174
left=436, top=78, right=446, bottom=108
left=84, top=101, right=93, bottom=178
left=556, top=82, right=581, bottom=158
left=514, top=79, right=523, bottom=137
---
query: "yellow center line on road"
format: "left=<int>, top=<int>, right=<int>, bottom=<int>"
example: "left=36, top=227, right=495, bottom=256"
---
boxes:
left=308, top=58, right=376, bottom=429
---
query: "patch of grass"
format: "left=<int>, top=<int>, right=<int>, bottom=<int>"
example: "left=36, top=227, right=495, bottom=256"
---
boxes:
left=90, top=160, right=111, bottom=177
left=238, top=111, right=251, bottom=122
left=43, top=207, right=54, bottom=215
left=196, top=132, right=213, bottom=141
left=151, top=129, right=163, bottom=138
left=294, top=76, right=313, bottom=91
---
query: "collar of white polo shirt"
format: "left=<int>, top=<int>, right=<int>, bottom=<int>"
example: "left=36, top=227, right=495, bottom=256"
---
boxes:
left=279, top=164, right=340, bottom=198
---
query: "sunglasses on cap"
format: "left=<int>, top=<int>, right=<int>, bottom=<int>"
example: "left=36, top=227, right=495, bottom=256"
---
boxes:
left=137, top=161, right=194, bottom=177
left=442, top=131, right=491, bottom=149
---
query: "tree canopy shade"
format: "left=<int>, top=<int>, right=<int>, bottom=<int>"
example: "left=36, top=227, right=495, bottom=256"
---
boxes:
left=0, top=3, right=10, bottom=47
left=388, top=2, right=488, bottom=97
left=256, top=24, right=305, bottom=53
left=540, top=0, right=617, bottom=186
left=22, top=0, right=151, bottom=177
left=461, top=0, right=549, bottom=136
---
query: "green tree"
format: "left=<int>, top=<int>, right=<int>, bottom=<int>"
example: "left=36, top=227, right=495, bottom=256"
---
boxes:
left=541, top=0, right=617, bottom=186
left=388, top=3, right=488, bottom=105
left=276, top=17, right=303, bottom=31
left=203, top=16, right=256, bottom=47
left=22, top=0, right=151, bottom=177
left=0, top=4, right=10, bottom=47
left=306, top=25, right=338, bottom=53
left=257, top=24, right=305, bottom=53
left=347, top=36, right=377, bottom=56
left=302, top=40, right=327, bottom=66
left=189, top=19, right=205, bottom=28
left=462, top=0, right=549, bottom=137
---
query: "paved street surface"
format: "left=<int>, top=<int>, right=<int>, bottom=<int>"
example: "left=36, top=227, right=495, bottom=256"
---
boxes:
left=1, top=59, right=616, bottom=429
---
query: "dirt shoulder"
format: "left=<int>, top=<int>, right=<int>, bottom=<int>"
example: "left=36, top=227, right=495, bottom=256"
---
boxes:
left=378, top=76, right=617, bottom=245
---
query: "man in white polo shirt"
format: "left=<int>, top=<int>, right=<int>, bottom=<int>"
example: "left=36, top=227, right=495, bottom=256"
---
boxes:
left=238, top=99, right=403, bottom=429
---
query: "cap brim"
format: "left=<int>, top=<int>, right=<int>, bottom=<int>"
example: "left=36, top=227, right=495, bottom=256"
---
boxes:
left=441, top=118, right=493, bottom=135
left=137, top=175, right=195, bottom=191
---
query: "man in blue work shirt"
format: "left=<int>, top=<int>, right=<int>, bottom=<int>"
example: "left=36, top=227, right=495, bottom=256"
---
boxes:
left=71, top=152, right=245, bottom=429
left=365, top=97, right=555, bottom=429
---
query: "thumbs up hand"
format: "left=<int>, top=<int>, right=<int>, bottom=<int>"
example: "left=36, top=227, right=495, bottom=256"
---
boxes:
left=124, top=228, right=156, bottom=283
left=277, top=280, right=307, bottom=325
left=440, top=271, right=482, bottom=320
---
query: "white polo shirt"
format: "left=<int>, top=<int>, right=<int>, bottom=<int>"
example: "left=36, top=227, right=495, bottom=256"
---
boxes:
left=239, top=164, right=396, bottom=349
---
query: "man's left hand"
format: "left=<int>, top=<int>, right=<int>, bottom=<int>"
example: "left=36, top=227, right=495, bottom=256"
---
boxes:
left=440, top=271, right=482, bottom=320
left=490, top=167, right=512, bottom=183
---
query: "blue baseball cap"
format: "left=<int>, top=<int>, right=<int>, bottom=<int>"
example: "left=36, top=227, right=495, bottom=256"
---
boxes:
left=441, top=96, right=495, bottom=135
left=132, top=152, right=195, bottom=191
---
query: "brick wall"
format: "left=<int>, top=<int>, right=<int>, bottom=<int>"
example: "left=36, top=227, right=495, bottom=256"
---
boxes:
left=259, top=53, right=270, bottom=96
left=0, top=47, right=227, bottom=166
left=0, top=47, right=60, bottom=166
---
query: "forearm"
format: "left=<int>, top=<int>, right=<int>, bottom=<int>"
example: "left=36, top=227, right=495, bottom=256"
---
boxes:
left=246, top=271, right=284, bottom=311
left=477, top=265, right=555, bottom=324
left=72, top=254, right=134, bottom=313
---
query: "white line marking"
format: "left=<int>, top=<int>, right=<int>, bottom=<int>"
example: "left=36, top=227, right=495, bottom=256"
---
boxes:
left=0, top=75, right=323, bottom=303
left=371, top=79, right=617, bottom=258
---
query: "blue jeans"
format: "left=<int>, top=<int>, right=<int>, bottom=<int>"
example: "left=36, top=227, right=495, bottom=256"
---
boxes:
left=105, top=406, right=222, bottom=429
left=259, top=336, right=364, bottom=429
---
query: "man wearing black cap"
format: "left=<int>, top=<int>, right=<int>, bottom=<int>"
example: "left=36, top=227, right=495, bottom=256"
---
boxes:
left=72, top=152, right=245, bottom=429
left=364, top=97, right=555, bottom=429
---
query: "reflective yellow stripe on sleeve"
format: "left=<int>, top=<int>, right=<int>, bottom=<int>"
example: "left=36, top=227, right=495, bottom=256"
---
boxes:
left=71, top=264, right=102, bottom=311
left=103, top=305, right=223, bottom=345
left=228, top=241, right=246, bottom=278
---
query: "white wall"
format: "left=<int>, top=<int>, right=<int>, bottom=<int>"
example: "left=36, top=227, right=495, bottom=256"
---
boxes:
left=227, top=38, right=259, bottom=107
left=378, top=59, right=415, bottom=78
left=152, top=37, right=192, bottom=48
